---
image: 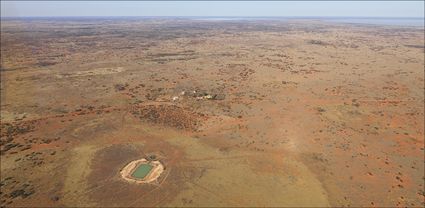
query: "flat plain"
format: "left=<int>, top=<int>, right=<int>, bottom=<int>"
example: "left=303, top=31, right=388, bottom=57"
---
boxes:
left=1, top=18, right=424, bottom=207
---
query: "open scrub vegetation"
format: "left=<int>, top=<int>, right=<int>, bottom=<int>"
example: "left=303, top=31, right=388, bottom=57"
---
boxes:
left=1, top=18, right=424, bottom=207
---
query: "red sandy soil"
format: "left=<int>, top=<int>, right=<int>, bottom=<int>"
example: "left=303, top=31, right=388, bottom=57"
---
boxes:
left=1, top=18, right=424, bottom=207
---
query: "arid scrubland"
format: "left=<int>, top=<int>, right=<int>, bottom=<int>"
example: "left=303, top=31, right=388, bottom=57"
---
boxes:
left=1, top=18, right=424, bottom=207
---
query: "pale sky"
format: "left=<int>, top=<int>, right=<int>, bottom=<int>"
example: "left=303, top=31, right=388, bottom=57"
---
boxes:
left=1, top=1, right=424, bottom=18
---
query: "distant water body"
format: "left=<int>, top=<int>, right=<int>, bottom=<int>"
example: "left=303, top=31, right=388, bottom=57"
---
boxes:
left=3, top=16, right=424, bottom=27
left=327, top=17, right=424, bottom=27
left=193, top=17, right=424, bottom=27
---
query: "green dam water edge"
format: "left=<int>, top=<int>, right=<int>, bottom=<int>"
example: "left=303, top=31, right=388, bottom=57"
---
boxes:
left=131, top=164, right=153, bottom=179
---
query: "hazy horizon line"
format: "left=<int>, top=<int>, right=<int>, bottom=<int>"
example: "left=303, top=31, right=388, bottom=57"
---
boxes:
left=2, top=16, right=424, bottom=19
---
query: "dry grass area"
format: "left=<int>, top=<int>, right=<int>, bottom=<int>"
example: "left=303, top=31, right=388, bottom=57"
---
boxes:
left=0, top=18, right=424, bottom=207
